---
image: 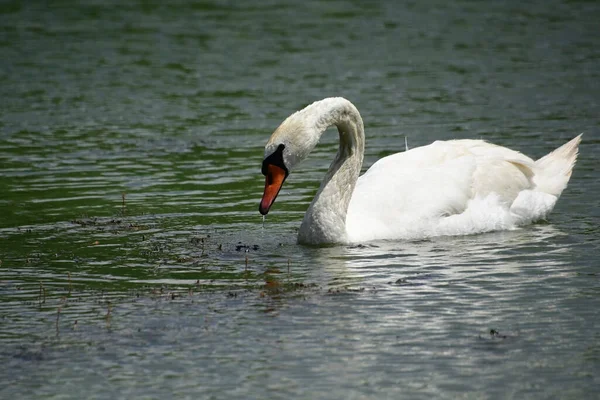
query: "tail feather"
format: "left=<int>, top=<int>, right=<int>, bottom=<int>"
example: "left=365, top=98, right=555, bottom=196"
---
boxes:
left=533, top=134, right=582, bottom=196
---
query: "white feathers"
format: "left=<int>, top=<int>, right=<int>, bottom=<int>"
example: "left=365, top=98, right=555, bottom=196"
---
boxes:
left=533, top=134, right=582, bottom=196
left=263, top=98, right=581, bottom=244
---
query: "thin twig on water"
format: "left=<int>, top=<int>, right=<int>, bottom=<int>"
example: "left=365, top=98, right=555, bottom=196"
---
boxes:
left=105, top=302, right=112, bottom=329
left=56, top=306, right=62, bottom=336
left=39, top=282, right=45, bottom=307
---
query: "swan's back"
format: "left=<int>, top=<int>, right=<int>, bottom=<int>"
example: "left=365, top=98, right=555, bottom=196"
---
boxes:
left=345, top=137, right=581, bottom=242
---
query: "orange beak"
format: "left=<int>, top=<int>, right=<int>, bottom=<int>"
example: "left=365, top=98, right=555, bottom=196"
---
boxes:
left=259, top=164, right=287, bottom=215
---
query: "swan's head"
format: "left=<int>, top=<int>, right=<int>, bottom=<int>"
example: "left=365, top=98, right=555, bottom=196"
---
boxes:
left=259, top=114, right=320, bottom=215
left=259, top=143, right=289, bottom=215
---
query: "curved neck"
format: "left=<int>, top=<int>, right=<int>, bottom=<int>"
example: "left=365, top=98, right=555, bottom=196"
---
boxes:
left=297, top=99, right=365, bottom=244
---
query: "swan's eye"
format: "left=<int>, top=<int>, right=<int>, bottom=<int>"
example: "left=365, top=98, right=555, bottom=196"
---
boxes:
left=261, top=144, right=288, bottom=176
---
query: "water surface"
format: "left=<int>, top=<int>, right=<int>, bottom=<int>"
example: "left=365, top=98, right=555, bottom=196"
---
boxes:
left=1, top=0, right=599, bottom=398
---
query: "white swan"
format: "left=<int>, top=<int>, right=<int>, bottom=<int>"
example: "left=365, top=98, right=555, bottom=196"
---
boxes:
left=258, top=97, right=581, bottom=245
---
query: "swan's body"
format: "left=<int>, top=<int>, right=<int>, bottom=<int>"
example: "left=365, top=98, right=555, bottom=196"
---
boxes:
left=259, top=98, right=581, bottom=245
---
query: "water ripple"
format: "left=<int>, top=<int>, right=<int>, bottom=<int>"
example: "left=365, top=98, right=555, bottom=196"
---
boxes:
left=1, top=0, right=600, bottom=398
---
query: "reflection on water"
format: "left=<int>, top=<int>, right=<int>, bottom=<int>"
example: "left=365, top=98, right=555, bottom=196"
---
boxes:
left=316, top=224, right=570, bottom=276
left=1, top=0, right=600, bottom=398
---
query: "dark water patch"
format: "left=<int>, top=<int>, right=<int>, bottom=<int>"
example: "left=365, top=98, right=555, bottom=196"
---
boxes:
left=193, top=89, right=259, bottom=99
left=0, top=1, right=21, bottom=14
left=163, top=62, right=194, bottom=74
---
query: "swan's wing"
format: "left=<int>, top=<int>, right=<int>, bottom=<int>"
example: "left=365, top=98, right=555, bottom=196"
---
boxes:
left=346, top=140, right=537, bottom=241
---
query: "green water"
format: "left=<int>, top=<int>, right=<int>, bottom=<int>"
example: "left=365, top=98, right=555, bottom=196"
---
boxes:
left=1, top=1, right=599, bottom=398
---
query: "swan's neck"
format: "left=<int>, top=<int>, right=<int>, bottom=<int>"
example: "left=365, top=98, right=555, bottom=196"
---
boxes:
left=297, top=99, right=365, bottom=244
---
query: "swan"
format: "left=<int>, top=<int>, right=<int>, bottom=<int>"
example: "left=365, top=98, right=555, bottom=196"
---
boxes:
left=258, top=97, right=581, bottom=245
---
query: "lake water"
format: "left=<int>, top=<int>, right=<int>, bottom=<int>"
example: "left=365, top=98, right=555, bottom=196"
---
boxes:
left=1, top=0, right=599, bottom=398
